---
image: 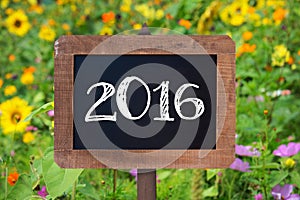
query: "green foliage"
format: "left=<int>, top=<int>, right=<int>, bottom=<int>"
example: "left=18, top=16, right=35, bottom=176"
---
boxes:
left=7, top=175, right=33, bottom=200
left=0, top=0, right=300, bottom=199
left=42, top=149, right=83, bottom=199
left=24, top=102, right=53, bottom=122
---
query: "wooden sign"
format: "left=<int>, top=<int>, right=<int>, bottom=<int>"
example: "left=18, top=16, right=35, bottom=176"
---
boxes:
left=54, top=35, right=235, bottom=168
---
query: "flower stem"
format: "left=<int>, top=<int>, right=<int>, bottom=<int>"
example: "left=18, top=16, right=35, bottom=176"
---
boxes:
left=113, top=169, right=117, bottom=199
left=71, top=179, right=77, bottom=200
left=262, top=115, right=269, bottom=199
left=5, top=167, right=8, bottom=200
left=227, top=172, right=237, bottom=199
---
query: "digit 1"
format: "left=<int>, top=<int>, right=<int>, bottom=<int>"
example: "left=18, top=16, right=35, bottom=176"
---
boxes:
left=116, top=76, right=151, bottom=120
left=153, top=81, right=174, bottom=121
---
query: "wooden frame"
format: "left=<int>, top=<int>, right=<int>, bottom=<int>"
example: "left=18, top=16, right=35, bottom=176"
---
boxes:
left=54, top=35, right=235, bottom=168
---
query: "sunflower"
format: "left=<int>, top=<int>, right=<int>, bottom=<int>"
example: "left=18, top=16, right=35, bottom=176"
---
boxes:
left=197, top=1, right=221, bottom=34
left=0, top=97, right=32, bottom=135
left=5, top=9, right=31, bottom=37
left=99, top=26, right=113, bottom=35
left=220, top=0, right=249, bottom=26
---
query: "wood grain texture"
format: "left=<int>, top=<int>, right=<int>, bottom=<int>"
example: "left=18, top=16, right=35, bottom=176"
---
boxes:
left=54, top=35, right=235, bottom=169
left=137, top=170, right=157, bottom=200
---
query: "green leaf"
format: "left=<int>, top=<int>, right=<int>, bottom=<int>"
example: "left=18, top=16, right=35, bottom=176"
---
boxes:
left=78, top=182, right=100, bottom=200
left=202, top=185, right=218, bottom=197
left=24, top=102, right=53, bottom=122
left=7, top=174, right=33, bottom=200
left=42, top=150, right=83, bottom=198
left=157, top=170, right=172, bottom=180
left=270, top=171, right=289, bottom=187
left=290, top=171, right=300, bottom=188
left=165, top=3, right=181, bottom=17
left=250, top=163, right=280, bottom=170
left=206, top=169, right=220, bottom=181
left=32, top=91, right=46, bottom=104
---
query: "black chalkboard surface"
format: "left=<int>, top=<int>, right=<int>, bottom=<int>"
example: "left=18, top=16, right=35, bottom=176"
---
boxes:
left=73, top=54, right=216, bottom=150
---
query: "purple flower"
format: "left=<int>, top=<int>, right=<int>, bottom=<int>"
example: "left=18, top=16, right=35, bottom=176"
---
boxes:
left=254, top=193, right=263, bottom=200
left=38, top=186, right=48, bottom=198
left=130, top=169, right=137, bottom=181
left=10, top=150, right=15, bottom=157
left=47, top=110, right=54, bottom=117
left=236, top=144, right=261, bottom=157
left=272, top=184, right=300, bottom=200
left=273, top=142, right=300, bottom=157
left=255, top=95, right=264, bottom=102
left=229, top=158, right=251, bottom=172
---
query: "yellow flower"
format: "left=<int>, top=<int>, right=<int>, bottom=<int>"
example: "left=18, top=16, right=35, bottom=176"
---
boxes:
left=38, top=25, right=56, bottom=42
left=99, top=26, right=113, bottom=35
left=4, top=85, right=17, bottom=96
left=135, top=4, right=155, bottom=20
left=247, top=7, right=261, bottom=26
left=28, top=0, right=38, bottom=5
left=5, top=8, right=13, bottom=15
left=0, top=97, right=33, bottom=134
left=220, top=0, right=249, bottom=26
left=23, top=132, right=35, bottom=143
left=28, top=5, right=44, bottom=14
left=71, top=5, right=77, bottom=12
left=271, top=45, right=290, bottom=67
left=21, top=72, right=34, bottom=85
left=120, top=0, right=131, bottom=13
left=133, top=23, right=142, bottom=30
left=284, top=158, right=296, bottom=168
left=242, top=31, right=253, bottom=41
left=197, top=1, right=221, bottom=34
left=262, top=18, right=272, bottom=25
left=5, top=9, right=31, bottom=37
left=253, top=0, right=265, bottom=9
left=120, top=5, right=130, bottom=12
left=267, top=0, right=285, bottom=8
left=0, top=79, right=3, bottom=88
left=155, top=9, right=164, bottom=20
left=1, top=0, right=9, bottom=9
left=5, top=73, right=13, bottom=79
left=56, top=0, right=70, bottom=5
left=23, top=132, right=34, bottom=143
left=76, top=15, right=86, bottom=27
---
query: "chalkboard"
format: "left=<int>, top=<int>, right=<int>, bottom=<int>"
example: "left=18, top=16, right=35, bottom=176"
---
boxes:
left=73, top=54, right=216, bottom=150
left=54, top=35, right=235, bottom=168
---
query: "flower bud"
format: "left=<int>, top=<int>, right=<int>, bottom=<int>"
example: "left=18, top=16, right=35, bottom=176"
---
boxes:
left=284, top=158, right=296, bottom=168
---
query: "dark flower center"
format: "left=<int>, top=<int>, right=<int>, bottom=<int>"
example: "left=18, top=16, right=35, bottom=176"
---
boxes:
left=14, top=20, right=22, bottom=28
left=11, top=112, right=21, bottom=124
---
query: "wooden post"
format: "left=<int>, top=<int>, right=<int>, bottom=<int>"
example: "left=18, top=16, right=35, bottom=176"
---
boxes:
left=137, top=169, right=156, bottom=200
left=137, top=24, right=156, bottom=200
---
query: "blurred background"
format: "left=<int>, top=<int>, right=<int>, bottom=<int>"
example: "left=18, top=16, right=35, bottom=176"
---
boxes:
left=0, top=0, right=300, bottom=199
